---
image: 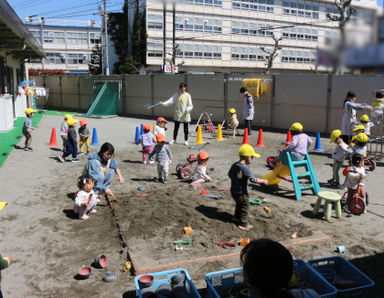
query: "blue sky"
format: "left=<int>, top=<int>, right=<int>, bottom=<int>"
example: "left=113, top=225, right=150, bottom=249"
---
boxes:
left=378, top=0, right=383, bottom=6
left=8, top=0, right=124, bottom=21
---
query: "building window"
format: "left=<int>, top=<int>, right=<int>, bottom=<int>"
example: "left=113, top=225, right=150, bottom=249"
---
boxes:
left=232, top=0, right=274, bottom=12
left=148, top=14, right=163, bottom=30
left=90, top=33, right=101, bottom=44
left=31, top=30, right=41, bottom=43
left=147, top=41, right=163, bottom=58
left=185, top=0, right=222, bottom=6
left=68, top=53, right=88, bottom=64
left=46, top=53, right=66, bottom=64
left=43, top=31, right=65, bottom=44
left=281, top=50, right=316, bottom=64
left=67, top=32, right=87, bottom=44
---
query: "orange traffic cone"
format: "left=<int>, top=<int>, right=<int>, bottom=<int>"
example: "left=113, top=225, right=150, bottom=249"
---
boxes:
left=242, top=128, right=249, bottom=145
left=255, top=129, right=266, bottom=147
left=48, top=128, right=59, bottom=147
left=285, top=130, right=292, bottom=146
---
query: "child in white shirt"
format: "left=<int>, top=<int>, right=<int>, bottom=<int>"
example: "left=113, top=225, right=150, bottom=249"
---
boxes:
left=154, top=117, right=168, bottom=139
left=74, top=174, right=101, bottom=220
left=343, top=154, right=367, bottom=213
left=190, top=151, right=212, bottom=189
left=328, top=130, right=352, bottom=188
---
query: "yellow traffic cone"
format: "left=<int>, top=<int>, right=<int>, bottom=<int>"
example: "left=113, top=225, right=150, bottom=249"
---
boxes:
left=216, top=124, right=224, bottom=141
left=152, top=123, right=156, bottom=134
left=195, top=126, right=205, bottom=144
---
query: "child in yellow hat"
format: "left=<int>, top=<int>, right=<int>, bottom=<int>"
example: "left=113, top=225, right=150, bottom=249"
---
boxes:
left=358, top=114, right=374, bottom=136
left=60, top=114, right=72, bottom=151
left=327, top=129, right=352, bottom=188
left=228, top=144, right=268, bottom=231
left=23, top=108, right=36, bottom=151
left=59, top=118, right=80, bottom=163
left=226, top=108, right=239, bottom=139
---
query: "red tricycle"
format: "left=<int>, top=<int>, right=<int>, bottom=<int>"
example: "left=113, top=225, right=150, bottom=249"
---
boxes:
left=341, top=166, right=369, bottom=215
left=176, top=143, right=210, bottom=179
left=176, top=154, right=198, bottom=179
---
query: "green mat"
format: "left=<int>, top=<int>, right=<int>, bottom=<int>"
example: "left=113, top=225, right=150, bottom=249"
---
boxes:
left=0, top=110, right=77, bottom=168
left=85, top=82, right=119, bottom=117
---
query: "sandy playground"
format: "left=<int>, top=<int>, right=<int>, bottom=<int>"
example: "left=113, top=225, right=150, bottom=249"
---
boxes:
left=0, top=113, right=384, bottom=297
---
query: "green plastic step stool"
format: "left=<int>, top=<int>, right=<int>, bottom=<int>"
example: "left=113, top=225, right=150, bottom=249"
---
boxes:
left=313, top=191, right=342, bottom=221
left=285, top=152, right=321, bottom=200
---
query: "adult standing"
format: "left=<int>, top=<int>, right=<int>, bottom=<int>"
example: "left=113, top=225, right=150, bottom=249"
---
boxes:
left=341, top=91, right=372, bottom=143
left=160, top=82, right=193, bottom=146
left=240, top=87, right=254, bottom=135
left=84, top=142, right=124, bottom=197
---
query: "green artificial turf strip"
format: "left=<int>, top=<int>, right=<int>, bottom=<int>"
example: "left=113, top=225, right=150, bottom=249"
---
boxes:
left=0, top=110, right=76, bottom=168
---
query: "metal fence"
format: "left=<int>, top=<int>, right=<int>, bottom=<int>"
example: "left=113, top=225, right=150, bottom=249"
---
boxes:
left=32, top=74, right=384, bottom=133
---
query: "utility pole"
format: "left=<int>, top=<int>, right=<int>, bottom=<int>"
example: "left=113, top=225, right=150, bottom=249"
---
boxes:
left=172, top=3, right=176, bottom=66
left=102, top=0, right=110, bottom=75
left=163, top=2, right=166, bottom=72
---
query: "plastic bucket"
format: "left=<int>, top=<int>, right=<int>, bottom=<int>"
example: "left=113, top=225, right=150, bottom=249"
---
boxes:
left=95, top=254, right=108, bottom=268
left=138, top=274, right=154, bottom=288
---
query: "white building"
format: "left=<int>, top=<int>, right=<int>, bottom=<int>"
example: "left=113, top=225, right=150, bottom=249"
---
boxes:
left=0, top=0, right=44, bottom=131
left=128, top=0, right=378, bottom=73
left=24, top=18, right=101, bottom=75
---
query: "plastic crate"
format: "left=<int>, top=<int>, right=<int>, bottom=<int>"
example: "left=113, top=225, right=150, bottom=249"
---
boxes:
left=134, top=268, right=201, bottom=298
left=205, top=259, right=337, bottom=298
left=308, top=256, right=375, bottom=298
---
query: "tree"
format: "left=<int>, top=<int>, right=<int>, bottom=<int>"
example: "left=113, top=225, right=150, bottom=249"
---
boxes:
left=116, top=55, right=140, bottom=74
left=108, top=0, right=147, bottom=74
left=88, top=43, right=102, bottom=75
left=326, top=0, right=356, bottom=74
left=260, top=33, right=282, bottom=74
left=131, top=0, right=147, bottom=66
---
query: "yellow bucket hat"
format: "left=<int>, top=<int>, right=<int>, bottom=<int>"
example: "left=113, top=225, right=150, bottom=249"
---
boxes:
left=238, top=144, right=260, bottom=158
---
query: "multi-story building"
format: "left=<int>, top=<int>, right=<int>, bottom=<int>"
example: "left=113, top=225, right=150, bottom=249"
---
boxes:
left=128, top=0, right=378, bottom=73
left=24, top=18, right=101, bottom=75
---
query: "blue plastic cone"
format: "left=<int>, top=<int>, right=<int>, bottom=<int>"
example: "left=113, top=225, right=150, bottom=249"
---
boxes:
left=134, top=126, right=140, bottom=144
left=312, top=132, right=324, bottom=152
left=90, top=127, right=100, bottom=146
left=140, top=123, right=144, bottom=135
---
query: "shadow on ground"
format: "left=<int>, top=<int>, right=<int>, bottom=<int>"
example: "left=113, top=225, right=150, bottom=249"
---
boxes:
left=63, top=209, right=78, bottom=219
left=195, top=205, right=232, bottom=223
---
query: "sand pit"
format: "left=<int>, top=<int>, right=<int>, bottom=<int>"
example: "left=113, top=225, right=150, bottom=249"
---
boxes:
left=1, top=115, right=384, bottom=297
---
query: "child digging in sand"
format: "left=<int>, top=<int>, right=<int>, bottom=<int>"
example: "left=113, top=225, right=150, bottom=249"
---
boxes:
left=74, top=174, right=101, bottom=220
left=190, top=151, right=212, bottom=189
left=228, top=144, right=268, bottom=231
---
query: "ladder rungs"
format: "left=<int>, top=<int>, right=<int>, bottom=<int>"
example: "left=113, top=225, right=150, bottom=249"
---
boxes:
left=299, top=185, right=314, bottom=191
left=292, top=160, right=308, bottom=166
left=297, top=172, right=310, bottom=178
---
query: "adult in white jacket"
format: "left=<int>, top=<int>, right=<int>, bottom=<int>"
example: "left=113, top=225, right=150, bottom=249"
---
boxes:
left=160, top=82, right=193, bottom=146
